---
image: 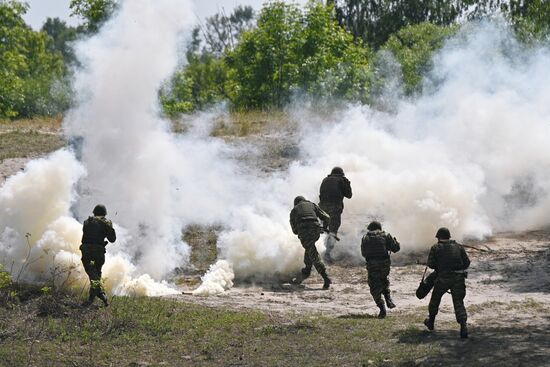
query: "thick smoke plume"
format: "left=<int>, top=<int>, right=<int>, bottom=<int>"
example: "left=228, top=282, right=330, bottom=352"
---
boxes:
left=1, top=8, right=550, bottom=298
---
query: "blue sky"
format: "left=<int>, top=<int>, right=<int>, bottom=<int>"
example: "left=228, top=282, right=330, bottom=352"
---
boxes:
left=22, top=0, right=309, bottom=29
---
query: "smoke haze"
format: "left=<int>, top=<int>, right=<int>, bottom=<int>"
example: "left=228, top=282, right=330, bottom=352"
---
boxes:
left=1, top=5, right=549, bottom=297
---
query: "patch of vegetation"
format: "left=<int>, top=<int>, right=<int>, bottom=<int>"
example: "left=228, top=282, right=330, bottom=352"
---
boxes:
left=182, top=225, right=220, bottom=273
left=0, top=130, right=65, bottom=161
left=0, top=292, right=439, bottom=367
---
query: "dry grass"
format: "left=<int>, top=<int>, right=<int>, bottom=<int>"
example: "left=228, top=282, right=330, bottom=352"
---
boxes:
left=0, top=116, right=63, bottom=134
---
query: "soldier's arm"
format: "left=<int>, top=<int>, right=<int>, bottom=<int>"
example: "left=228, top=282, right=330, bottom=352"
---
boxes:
left=103, top=219, right=116, bottom=243
left=461, top=247, right=471, bottom=270
left=386, top=234, right=400, bottom=253
left=289, top=211, right=298, bottom=234
left=342, top=177, right=352, bottom=199
left=427, top=246, right=437, bottom=270
left=360, top=236, right=367, bottom=259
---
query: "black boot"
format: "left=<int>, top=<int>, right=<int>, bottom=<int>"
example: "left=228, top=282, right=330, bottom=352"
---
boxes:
left=322, top=276, right=332, bottom=290
left=383, top=291, right=396, bottom=309
left=377, top=302, right=387, bottom=319
left=424, top=315, right=435, bottom=331
left=98, top=292, right=109, bottom=307
left=460, top=321, right=468, bottom=339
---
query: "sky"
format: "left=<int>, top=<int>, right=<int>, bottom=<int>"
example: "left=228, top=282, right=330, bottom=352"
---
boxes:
left=22, top=0, right=309, bottom=30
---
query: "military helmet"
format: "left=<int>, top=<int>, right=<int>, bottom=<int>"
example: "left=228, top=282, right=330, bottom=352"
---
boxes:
left=331, top=166, right=344, bottom=175
left=436, top=227, right=451, bottom=240
left=367, top=221, right=382, bottom=231
left=294, top=196, right=306, bottom=206
left=93, top=204, right=107, bottom=216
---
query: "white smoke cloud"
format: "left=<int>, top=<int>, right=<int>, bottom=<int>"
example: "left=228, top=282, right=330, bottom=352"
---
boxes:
left=2, top=8, right=550, bottom=299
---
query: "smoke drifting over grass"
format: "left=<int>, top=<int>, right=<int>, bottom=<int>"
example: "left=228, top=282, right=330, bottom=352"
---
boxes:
left=1, top=6, right=549, bottom=297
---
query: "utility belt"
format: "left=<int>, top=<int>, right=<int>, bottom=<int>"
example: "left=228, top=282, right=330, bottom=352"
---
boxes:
left=365, top=255, right=390, bottom=262
left=439, top=270, right=468, bottom=278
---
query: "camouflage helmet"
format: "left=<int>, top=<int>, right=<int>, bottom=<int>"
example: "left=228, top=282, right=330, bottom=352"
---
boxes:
left=331, top=166, right=344, bottom=175
left=294, top=196, right=306, bottom=206
left=367, top=221, right=382, bottom=231
left=93, top=204, right=107, bottom=216
left=436, top=227, right=451, bottom=240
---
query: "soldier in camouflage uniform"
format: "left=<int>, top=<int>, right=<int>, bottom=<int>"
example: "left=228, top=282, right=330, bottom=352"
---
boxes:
left=290, top=196, right=332, bottom=289
left=424, top=227, right=470, bottom=338
left=80, top=204, right=116, bottom=307
left=318, top=167, right=352, bottom=263
left=361, top=221, right=400, bottom=318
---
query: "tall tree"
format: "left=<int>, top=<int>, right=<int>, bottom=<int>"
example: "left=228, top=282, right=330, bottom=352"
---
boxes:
left=41, top=17, right=78, bottom=65
left=0, top=1, right=67, bottom=118
left=192, top=5, right=255, bottom=57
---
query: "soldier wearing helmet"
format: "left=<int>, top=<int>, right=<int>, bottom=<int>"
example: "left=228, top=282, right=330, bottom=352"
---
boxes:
left=80, top=204, right=116, bottom=307
left=318, top=166, right=352, bottom=263
left=423, top=227, right=470, bottom=338
left=289, top=196, right=332, bottom=289
left=361, top=221, right=400, bottom=318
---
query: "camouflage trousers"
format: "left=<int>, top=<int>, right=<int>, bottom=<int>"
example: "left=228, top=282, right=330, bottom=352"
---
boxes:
left=366, top=258, right=391, bottom=306
left=297, top=223, right=326, bottom=277
left=428, top=273, right=467, bottom=323
left=319, top=201, right=343, bottom=235
left=80, top=243, right=106, bottom=299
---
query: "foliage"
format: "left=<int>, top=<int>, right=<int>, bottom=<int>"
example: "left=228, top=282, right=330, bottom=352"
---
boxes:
left=160, top=54, right=229, bottom=116
left=508, top=0, right=550, bottom=41
left=225, top=1, right=372, bottom=110
left=69, top=0, right=118, bottom=33
left=0, top=1, right=69, bottom=119
left=41, top=17, right=78, bottom=65
left=334, top=0, right=468, bottom=49
left=0, top=264, right=11, bottom=290
left=382, top=22, right=459, bottom=94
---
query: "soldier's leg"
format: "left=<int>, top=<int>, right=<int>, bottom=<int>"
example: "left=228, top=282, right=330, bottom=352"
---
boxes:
left=330, top=210, right=342, bottom=235
left=81, top=256, right=100, bottom=305
left=425, top=279, right=450, bottom=330
left=379, top=262, right=396, bottom=309
left=450, top=276, right=468, bottom=338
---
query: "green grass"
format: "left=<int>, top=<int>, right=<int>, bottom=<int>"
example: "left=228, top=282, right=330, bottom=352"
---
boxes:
left=0, top=294, right=439, bottom=367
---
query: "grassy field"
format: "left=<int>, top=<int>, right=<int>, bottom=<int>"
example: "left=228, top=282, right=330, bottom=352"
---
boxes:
left=0, top=290, right=439, bottom=367
left=0, top=117, right=65, bottom=161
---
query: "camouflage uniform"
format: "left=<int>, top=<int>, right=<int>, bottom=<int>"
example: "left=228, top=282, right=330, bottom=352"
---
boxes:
left=361, top=228, right=400, bottom=317
left=80, top=215, right=116, bottom=306
left=290, top=197, right=331, bottom=288
left=427, top=239, right=470, bottom=324
left=318, top=169, right=352, bottom=261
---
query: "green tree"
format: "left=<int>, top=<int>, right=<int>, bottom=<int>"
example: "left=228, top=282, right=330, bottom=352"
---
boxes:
left=161, top=54, right=228, bottom=116
left=41, top=17, right=78, bottom=65
left=226, top=2, right=303, bottom=109
left=226, top=1, right=372, bottom=110
left=334, top=0, right=468, bottom=48
left=382, top=22, right=458, bottom=94
left=69, top=0, right=118, bottom=33
left=0, top=1, right=67, bottom=118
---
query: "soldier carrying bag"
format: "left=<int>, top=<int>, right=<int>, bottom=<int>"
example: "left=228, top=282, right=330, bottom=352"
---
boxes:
left=416, top=266, right=437, bottom=299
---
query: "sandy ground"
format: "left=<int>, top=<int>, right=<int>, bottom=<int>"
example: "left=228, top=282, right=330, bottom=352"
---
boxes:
left=0, top=157, right=31, bottom=183
left=176, top=231, right=550, bottom=365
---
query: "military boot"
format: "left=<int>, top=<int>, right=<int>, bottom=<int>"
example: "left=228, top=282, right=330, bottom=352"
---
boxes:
left=98, top=292, right=109, bottom=307
left=460, top=321, right=468, bottom=339
left=377, top=301, right=387, bottom=319
left=322, top=276, right=332, bottom=290
left=424, top=315, right=435, bottom=331
left=383, top=291, right=396, bottom=309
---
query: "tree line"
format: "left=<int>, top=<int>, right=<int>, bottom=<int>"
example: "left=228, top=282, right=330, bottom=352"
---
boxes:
left=1, top=0, right=549, bottom=119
